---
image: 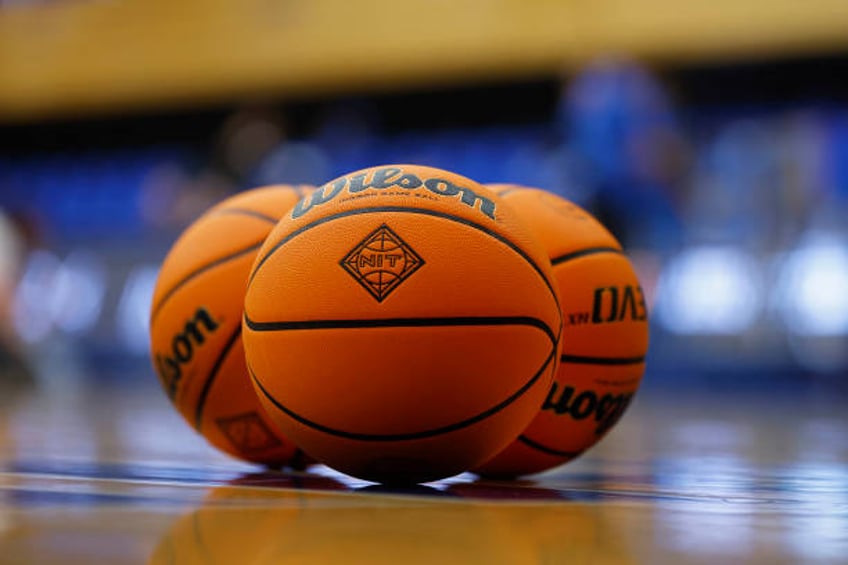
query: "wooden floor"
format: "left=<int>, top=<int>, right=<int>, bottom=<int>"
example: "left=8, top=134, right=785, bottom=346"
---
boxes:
left=0, top=374, right=845, bottom=564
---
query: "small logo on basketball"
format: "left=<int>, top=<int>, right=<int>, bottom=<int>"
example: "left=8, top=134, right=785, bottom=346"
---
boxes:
left=216, top=412, right=283, bottom=454
left=341, top=224, right=424, bottom=302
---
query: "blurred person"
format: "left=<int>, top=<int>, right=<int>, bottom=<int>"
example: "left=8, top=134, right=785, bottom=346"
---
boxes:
left=139, top=105, right=288, bottom=233
left=252, top=141, right=331, bottom=187
left=311, top=101, right=379, bottom=178
left=683, top=112, right=831, bottom=254
left=772, top=113, right=827, bottom=248
left=819, top=110, right=848, bottom=235
left=173, top=106, right=282, bottom=222
left=216, top=105, right=288, bottom=183
left=0, top=209, right=33, bottom=385
left=559, top=59, right=687, bottom=254
left=685, top=120, right=777, bottom=248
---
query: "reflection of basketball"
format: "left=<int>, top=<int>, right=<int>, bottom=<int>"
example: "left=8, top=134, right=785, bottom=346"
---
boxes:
left=149, top=185, right=312, bottom=466
left=150, top=478, right=635, bottom=565
left=243, top=165, right=562, bottom=484
left=475, top=185, right=649, bottom=478
left=149, top=481, right=521, bottom=565
left=148, top=475, right=348, bottom=565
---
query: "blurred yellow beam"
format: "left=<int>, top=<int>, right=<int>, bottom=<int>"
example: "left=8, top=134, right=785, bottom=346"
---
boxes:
left=1, top=0, right=848, bottom=122
left=570, top=0, right=848, bottom=61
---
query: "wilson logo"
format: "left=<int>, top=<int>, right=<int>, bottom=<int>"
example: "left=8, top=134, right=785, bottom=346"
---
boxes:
left=541, top=382, right=634, bottom=435
left=291, top=166, right=497, bottom=219
left=155, top=307, right=219, bottom=399
left=341, top=224, right=424, bottom=302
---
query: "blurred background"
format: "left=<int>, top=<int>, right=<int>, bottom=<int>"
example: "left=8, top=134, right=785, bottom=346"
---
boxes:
left=1, top=0, right=848, bottom=393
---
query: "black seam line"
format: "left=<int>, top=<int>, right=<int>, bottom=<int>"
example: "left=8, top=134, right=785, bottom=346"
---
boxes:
left=550, top=247, right=623, bottom=267
left=211, top=207, right=279, bottom=224
left=150, top=240, right=265, bottom=324
left=247, top=206, right=562, bottom=315
left=249, top=346, right=557, bottom=442
left=244, top=314, right=557, bottom=347
left=194, top=325, right=242, bottom=430
left=559, top=354, right=646, bottom=366
left=518, top=435, right=580, bottom=458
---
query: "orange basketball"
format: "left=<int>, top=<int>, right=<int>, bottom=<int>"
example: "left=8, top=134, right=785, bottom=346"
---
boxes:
left=474, top=185, right=649, bottom=477
left=242, top=165, right=562, bottom=484
left=149, top=185, right=313, bottom=467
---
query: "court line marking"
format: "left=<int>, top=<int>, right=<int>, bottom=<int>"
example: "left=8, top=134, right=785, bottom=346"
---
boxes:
left=0, top=471, right=806, bottom=506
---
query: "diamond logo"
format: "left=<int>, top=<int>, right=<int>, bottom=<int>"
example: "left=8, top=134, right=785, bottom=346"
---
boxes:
left=341, top=224, right=424, bottom=302
left=216, top=411, right=282, bottom=454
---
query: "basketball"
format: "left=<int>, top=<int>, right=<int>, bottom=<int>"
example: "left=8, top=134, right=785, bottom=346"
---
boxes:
left=474, top=185, right=649, bottom=477
left=149, top=185, right=313, bottom=466
left=242, top=165, right=562, bottom=484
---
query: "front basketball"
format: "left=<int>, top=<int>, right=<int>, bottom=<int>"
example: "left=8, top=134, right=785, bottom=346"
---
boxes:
left=149, top=185, right=312, bottom=467
left=243, top=165, right=562, bottom=484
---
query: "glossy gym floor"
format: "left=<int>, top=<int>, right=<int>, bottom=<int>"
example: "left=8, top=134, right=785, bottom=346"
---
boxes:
left=0, top=373, right=845, bottom=564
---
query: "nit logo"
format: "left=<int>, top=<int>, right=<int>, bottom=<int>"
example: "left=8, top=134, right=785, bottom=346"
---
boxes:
left=341, top=224, right=424, bottom=302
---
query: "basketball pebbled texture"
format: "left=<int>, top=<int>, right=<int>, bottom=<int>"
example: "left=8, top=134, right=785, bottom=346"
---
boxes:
left=243, top=165, right=563, bottom=484
left=474, top=185, right=649, bottom=478
left=149, top=185, right=312, bottom=466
